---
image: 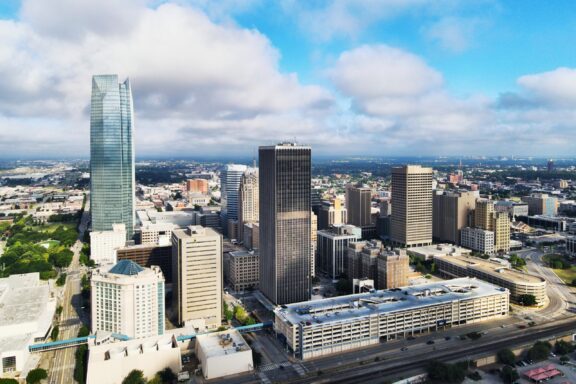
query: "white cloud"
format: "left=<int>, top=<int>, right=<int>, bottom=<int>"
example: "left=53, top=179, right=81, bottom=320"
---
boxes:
left=424, top=17, right=483, bottom=53
left=517, top=67, right=576, bottom=106
left=0, top=0, right=336, bottom=157
left=281, top=0, right=431, bottom=42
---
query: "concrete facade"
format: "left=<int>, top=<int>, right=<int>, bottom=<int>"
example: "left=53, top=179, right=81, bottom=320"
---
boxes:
left=90, top=223, right=126, bottom=265
left=432, top=190, right=477, bottom=245
left=172, top=226, right=222, bottom=330
left=274, top=278, right=509, bottom=360
left=91, top=261, right=165, bottom=339
left=391, top=165, right=433, bottom=247
left=195, top=330, right=253, bottom=380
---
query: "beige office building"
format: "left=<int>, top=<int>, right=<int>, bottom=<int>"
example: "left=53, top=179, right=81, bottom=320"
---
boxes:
left=433, top=190, right=477, bottom=244
left=474, top=199, right=495, bottom=230
left=391, top=165, right=433, bottom=247
left=493, top=212, right=511, bottom=253
left=318, top=198, right=347, bottom=230
left=473, top=199, right=510, bottom=253
left=377, top=250, right=409, bottom=289
left=346, top=184, right=372, bottom=227
left=229, top=250, right=259, bottom=291
left=238, top=168, right=259, bottom=240
left=172, top=226, right=222, bottom=330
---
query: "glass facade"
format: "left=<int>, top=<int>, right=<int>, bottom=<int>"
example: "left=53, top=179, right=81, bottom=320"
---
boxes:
left=259, top=144, right=311, bottom=305
left=90, top=75, right=135, bottom=239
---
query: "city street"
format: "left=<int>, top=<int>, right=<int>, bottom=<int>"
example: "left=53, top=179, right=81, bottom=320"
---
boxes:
left=44, top=206, right=90, bottom=384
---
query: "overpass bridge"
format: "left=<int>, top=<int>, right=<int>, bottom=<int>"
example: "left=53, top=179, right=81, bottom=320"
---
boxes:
left=29, top=321, right=273, bottom=353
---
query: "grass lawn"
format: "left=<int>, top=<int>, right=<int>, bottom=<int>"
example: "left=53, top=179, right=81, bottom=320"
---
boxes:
left=552, top=266, right=576, bottom=285
left=31, top=223, right=77, bottom=233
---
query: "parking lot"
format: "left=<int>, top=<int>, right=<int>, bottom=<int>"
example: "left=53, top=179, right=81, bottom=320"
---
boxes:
left=516, top=360, right=576, bottom=384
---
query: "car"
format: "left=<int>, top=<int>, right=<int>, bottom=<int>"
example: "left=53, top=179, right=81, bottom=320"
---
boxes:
left=407, top=336, right=416, bottom=341
left=426, top=340, right=435, bottom=345
left=444, top=336, right=451, bottom=340
left=401, top=347, right=408, bottom=351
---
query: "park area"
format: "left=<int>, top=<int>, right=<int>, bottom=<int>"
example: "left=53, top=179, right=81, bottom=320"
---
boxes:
left=0, top=214, right=79, bottom=279
left=543, top=254, right=576, bottom=285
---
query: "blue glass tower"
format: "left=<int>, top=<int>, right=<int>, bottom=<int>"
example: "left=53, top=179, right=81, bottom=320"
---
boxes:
left=90, top=74, right=135, bottom=239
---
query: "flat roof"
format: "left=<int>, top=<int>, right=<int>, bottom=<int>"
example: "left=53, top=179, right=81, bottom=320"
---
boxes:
left=0, top=274, right=51, bottom=327
left=229, top=250, right=258, bottom=258
left=408, top=244, right=472, bottom=256
left=196, top=330, right=250, bottom=358
left=435, top=255, right=545, bottom=284
left=275, top=277, right=507, bottom=327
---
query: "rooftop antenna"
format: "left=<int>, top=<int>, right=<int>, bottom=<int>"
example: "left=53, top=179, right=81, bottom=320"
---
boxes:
left=252, top=148, right=257, bottom=168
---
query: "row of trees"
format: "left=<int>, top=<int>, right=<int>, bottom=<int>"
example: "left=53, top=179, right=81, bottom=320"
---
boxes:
left=122, top=368, right=177, bottom=384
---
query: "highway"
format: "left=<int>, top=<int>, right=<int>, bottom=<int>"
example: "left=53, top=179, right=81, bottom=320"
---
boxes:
left=46, top=205, right=90, bottom=384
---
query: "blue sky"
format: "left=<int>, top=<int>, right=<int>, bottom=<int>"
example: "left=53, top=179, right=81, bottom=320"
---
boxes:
left=0, top=0, right=575, bottom=158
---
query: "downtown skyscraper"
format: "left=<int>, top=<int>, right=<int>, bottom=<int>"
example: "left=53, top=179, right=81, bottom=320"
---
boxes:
left=220, top=164, right=247, bottom=236
left=90, top=75, right=135, bottom=239
left=259, top=143, right=311, bottom=305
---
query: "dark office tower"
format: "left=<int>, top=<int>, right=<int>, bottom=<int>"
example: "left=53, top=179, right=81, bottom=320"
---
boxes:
left=90, top=75, right=135, bottom=239
left=346, top=184, right=372, bottom=227
left=259, top=143, right=311, bottom=305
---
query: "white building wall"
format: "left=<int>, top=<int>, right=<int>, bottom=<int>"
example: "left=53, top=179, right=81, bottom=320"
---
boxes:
left=90, top=224, right=126, bottom=265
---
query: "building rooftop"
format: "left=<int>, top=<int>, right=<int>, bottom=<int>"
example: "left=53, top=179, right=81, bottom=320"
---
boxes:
left=434, top=255, right=545, bottom=285
left=196, top=330, right=251, bottom=358
left=229, top=250, right=258, bottom=258
left=408, top=244, right=472, bottom=258
left=0, top=273, right=52, bottom=327
left=275, top=277, right=507, bottom=327
left=109, top=260, right=145, bottom=276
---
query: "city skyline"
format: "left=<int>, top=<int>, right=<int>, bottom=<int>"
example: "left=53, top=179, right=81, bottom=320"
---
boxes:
left=0, top=1, right=575, bottom=159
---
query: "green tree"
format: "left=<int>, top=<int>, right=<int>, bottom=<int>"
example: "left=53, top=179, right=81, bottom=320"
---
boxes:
left=497, top=348, right=516, bottom=366
left=78, top=325, right=90, bottom=337
left=518, top=294, right=537, bottom=306
left=74, top=345, right=88, bottom=384
left=156, top=367, right=177, bottom=384
left=122, top=370, right=146, bottom=384
left=0, top=378, right=19, bottom=384
left=500, top=366, right=519, bottom=384
left=51, top=325, right=59, bottom=340
left=555, top=340, right=575, bottom=355
left=56, top=273, right=67, bottom=286
left=560, top=355, right=570, bottom=364
left=528, top=341, right=552, bottom=362
left=427, top=361, right=466, bottom=383
left=26, top=368, right=48, bottom=384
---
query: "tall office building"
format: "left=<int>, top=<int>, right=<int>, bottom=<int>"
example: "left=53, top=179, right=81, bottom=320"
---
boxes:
left=221, top=164, right=248, bottom=235
left=237, top=167, right=259, bottom=241
left=474, top=199, right=495, bottom=231
left=259, top=143, right=311, bottom=305
left=90, top=74, right=135, bottom=239
left=318, top=198, right=347, bottom=230
left=433, top=190, right=477, bottom=245
left=91, top=260, right=165, bottom=339
left=377, top=250, right=409, bottom=289
left=493, top=212, right=511, bottom=253
left=346, top=184, right=372, bottom=227
left=522, top=193, right=558, bottom=216
left=390, top=165, right=433, bottom=247
left=317, top=225, right=362, bottom=280
left=172, top=226, right=222, bottom=330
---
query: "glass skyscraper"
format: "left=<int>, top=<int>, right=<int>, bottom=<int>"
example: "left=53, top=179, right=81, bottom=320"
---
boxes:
left=90, top=74, right=135, bottom=239
left=259, top=143, right=311, bottom=305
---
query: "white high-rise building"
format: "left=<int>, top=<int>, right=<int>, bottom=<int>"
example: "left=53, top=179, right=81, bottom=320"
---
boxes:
left=90, top=223, right=127, bottom=265
left=91, top=260, right=165, bottom=339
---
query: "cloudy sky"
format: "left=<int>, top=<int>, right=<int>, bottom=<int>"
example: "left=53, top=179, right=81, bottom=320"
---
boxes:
left=0, top=0, right=575, bottom=159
